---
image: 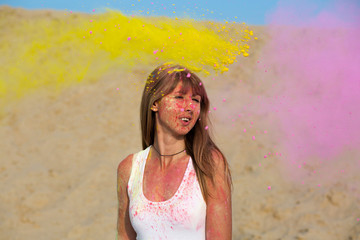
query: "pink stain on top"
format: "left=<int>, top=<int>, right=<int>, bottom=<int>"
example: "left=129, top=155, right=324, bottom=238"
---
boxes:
left=128, top=147, right=206, bottom=238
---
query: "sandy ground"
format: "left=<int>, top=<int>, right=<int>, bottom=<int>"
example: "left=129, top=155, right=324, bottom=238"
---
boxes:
left=0, top=6, right=359, bottom=240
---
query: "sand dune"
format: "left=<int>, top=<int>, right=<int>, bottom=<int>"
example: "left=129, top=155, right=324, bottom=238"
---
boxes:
left=0, top=6, right=359, bottom=240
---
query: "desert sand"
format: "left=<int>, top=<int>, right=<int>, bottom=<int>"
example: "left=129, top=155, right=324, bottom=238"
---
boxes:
left=0, top=6, right=359, bottom=240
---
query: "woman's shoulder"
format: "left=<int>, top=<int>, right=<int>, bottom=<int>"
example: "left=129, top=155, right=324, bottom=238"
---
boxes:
left=117, top=147, right=150, bottom=181
left=117, top=153, right=135, bottom=183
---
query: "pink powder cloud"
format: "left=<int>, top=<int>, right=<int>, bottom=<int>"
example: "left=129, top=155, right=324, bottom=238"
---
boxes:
left=260, top=0, right=360, bottom=183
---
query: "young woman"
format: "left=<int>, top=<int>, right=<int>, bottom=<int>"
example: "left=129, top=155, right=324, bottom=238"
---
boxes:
left=117, top=63, right=232, bottom=239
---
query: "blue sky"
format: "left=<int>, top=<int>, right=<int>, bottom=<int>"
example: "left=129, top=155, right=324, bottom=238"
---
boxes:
left=0, top=0, right=347, bottom=25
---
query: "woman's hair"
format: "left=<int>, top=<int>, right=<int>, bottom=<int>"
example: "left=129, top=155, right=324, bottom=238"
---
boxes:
left=140, top=63, right=232, bottom=202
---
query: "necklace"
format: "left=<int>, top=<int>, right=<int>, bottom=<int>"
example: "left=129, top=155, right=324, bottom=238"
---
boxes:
left=152, top=145, right=185, bottom=157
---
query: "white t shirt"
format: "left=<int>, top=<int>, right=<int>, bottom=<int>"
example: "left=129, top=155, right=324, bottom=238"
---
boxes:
left=127, top=145, right=206, bottom=240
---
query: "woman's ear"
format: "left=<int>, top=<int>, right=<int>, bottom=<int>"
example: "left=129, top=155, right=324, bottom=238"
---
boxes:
left=151, top=101, right=159, bottom=112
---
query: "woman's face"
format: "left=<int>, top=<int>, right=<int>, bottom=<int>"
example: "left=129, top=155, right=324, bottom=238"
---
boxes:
left=153, top=81, right=201, bottom=136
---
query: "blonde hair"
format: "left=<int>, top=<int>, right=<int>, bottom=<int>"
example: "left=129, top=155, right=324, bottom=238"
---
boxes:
left=140, top=63, right=232, bottom=202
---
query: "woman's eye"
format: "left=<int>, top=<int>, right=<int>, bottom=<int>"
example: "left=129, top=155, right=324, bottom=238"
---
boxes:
left=175, top=96, right=199, bottom=103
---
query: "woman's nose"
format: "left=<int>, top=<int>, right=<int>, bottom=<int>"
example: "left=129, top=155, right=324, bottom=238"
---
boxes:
left=184, top=99, right=195, bottom=110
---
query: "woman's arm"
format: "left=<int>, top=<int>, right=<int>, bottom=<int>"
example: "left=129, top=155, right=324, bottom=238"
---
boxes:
left=205, top=151, right=232, bottom=240
left=117, top=154, right=137, bottom=240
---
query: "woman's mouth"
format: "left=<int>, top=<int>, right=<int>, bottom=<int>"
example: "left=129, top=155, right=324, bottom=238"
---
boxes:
left=180, top=117, right=191, bottom=125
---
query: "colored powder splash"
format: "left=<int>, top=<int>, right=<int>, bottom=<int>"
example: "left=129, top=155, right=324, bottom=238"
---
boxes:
left=208, top=0, right=360, bottom=191
left=0, top=7, right=253, bottom=114
left=259, top=0, right=360, bottom=185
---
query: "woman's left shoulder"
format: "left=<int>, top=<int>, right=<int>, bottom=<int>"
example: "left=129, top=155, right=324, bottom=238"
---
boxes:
left=210, top=149, right=225, bottom=170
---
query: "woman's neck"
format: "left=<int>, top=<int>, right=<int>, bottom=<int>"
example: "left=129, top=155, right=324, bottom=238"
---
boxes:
left=151, top=135, right=187, bottom=170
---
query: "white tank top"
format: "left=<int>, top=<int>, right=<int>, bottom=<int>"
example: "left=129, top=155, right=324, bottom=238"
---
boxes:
left=127, top=145, right=206, bottom=240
